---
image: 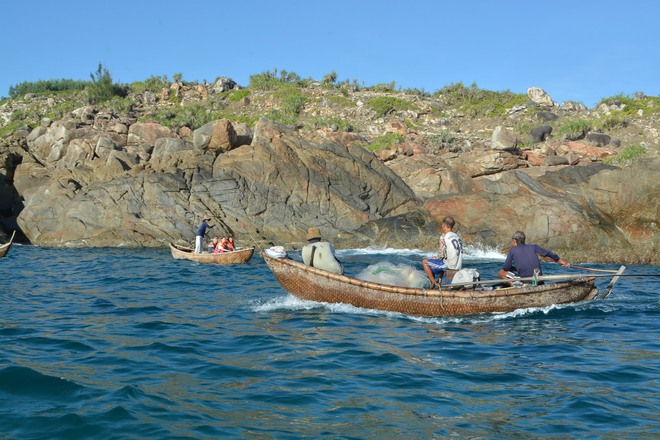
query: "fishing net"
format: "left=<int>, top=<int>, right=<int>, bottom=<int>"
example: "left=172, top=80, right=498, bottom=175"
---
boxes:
left=356, top=262, right=429, bottom=288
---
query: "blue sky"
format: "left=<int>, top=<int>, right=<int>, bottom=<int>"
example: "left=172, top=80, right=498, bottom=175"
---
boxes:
left=1, top=0, right=658, bottom=108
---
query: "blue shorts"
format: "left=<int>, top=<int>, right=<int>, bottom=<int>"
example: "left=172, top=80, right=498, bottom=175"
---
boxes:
left=426, top=259, right=448, bottom=275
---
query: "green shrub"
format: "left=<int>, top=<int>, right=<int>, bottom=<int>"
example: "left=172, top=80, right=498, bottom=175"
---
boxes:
left=249, top=70, right=281, bottom=90
left=556, top=119, right=591, bottom=140
left=326, top=95, right=355, bottom=109
left=43, top=98, right=86, bottom=120
left=403, top=87, right=429, bottom=96
left=8, top=78, right=88, bottom=98
left=370, top=82, right=397, bottom=92
left=596, top=114, right=628, bottom=131
left=248, top=68, right=305, bottom=91
left=322, top=71, right=338, bottom=85
left=436, top=129, right=456, bottom=148
left=597, top=93, right=660, bottom=117
left=263, top=109, right=298, bottom=126
left=604, top=145, right=647, bottom=166
left=227, top=89, right=250, bottom=102
left=86, top=64, right=126, bottom=104
left=366, top=96, right=414, bottom=117
left=274, top=85, right=307, bottom=116
left=307, top=116, right=354, bottom=132
left=130, top=76, right=168, bottom=94
left=433, top=82, right=527, bottom=116
left=139, top=103, right=222, bottom=131
left=0, top=119, right=28, bottom=137
left=103, top=96, right=134, bottom=115
left=365, top=133, right=405, bottom=151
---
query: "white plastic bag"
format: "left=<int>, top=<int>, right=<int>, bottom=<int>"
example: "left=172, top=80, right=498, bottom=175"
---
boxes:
left=452, top=268, right=480, bottom=285
left=264, top=246, right=288, bottom=258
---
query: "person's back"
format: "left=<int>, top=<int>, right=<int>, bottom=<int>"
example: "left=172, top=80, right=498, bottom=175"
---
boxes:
left=443, top=231, right=463, bottom=270
left=499, top=230, right=569, bottom=282
left=505, top=244, right=543, bottom=277
left=302, top=241, right=343, bottom=274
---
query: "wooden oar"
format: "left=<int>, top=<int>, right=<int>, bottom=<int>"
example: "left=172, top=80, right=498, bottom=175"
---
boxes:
left=600, top=265, right=627, bottom=299
left=446, top=270, right=659, bottom=289
left=540, top=255, right=622, bottom=274
left=567, top=264, right=619, bottom=273
left=445, top=273, right=592, bottom=288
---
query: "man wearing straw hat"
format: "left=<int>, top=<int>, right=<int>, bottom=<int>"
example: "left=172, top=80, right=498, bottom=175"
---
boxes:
left=302, top=227, right=343, bottom=274
left=194, top=216, right=214, bottom=253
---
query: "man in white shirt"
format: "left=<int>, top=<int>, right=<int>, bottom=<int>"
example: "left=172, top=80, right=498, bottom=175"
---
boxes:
left=422, top=216, right=463, bottom=288
left=302, top=227, right=343, bottom=275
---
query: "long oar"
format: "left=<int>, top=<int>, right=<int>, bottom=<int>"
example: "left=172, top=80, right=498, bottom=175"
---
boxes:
left=567, top=264, right=619, bottom=273
left=446, top=271, right=659, bottom=289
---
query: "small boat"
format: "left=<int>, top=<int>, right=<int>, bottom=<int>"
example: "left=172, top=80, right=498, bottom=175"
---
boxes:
left=261, top=250, right=624, bottom=317
left=170, top=243, right=254, bottom=264
left=0, top=231, right=16, bottom=258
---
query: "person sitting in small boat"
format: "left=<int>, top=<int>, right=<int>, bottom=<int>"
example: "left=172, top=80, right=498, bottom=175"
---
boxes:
left=227, top=236, right=237, bottom=251
left=422, top=216, right=463, bottom=288
left=214, top=236, right=231, bottom=253
left=208, top=236, right=219, bottom=253
left=498, top=230, right=570, bottom=284
left=302, top=227, right=344, bottom=275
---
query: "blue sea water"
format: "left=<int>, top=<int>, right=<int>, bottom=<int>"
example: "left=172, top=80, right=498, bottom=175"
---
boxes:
left=1, top=245, right=658, bottom=440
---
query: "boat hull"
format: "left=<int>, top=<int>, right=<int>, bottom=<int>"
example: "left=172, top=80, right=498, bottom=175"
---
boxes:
left=261, top=251, right=599, bottom=317
left=170, top=243, right=254, bottom=264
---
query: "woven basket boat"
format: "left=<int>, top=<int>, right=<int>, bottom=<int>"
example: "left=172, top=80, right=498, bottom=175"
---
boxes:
left=170, top=243, right=254, bottom=264
left=0, top=231, right=16, bottom=258
left=261, top=250, right=602, bottom=317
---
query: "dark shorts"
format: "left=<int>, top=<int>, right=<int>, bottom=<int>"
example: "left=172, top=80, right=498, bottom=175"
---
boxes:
left=426, top=258, right=448, bottom=275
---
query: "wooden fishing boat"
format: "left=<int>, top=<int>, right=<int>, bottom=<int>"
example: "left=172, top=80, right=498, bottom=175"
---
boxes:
left=170, top=243, right=254, bottom=264
left=260, top=250, right=622, bottom=317
left=0, top=231, right=16, bottom=258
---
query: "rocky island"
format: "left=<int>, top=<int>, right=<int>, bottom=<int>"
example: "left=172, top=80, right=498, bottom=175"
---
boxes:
left=0, top=71, right=658, bottom=263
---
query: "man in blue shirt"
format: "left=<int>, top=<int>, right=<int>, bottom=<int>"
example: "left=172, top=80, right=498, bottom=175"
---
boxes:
left=498, top=231, right=569, bottom=282
left=195, top=216, right=214, bottom=253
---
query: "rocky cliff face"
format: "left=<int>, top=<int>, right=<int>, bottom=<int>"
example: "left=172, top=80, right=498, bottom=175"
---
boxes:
left=0, top=81, right=658, bottom=263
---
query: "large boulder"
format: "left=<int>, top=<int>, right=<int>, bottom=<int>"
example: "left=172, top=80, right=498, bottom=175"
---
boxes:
left=527, top=87, right=556, bottom=107
left=491, top=126, right=517, bottom=151
left=193, top=119, right=238, bottom=152
left=530, top=125, right=553, bottom=143
left=127, top=122, right=177, bottom=147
